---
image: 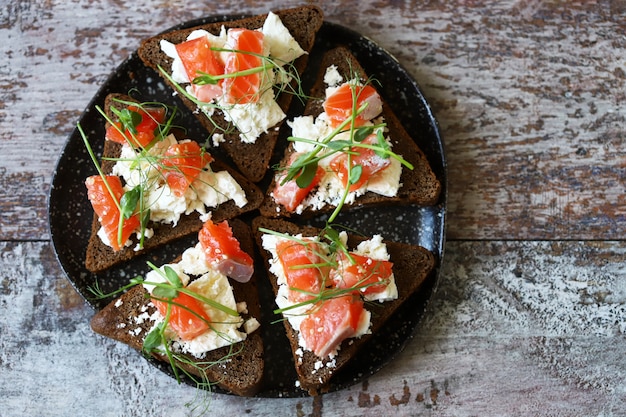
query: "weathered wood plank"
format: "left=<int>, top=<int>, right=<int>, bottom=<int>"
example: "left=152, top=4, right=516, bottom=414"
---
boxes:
left=1, top=0, right=625, bottom=241
left=3, top=1, right=626, bottom=412
left=412, top=1, right=626, bottom=240
left=2, top=240, right=624, bottom=416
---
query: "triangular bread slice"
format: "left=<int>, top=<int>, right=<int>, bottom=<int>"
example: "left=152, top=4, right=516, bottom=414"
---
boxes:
left=137, top=6, right=324, bottom=182
left=258, top=46, right=441, bottom=218
left=85, top=93, right=264, bottom=273
left=90, top=218, right=264, bottom=397
left=251, top=216, right=435, bottom=395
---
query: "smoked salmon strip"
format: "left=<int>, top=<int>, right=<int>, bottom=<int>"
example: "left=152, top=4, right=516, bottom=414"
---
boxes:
left=222, top=29, right=265, bottom=104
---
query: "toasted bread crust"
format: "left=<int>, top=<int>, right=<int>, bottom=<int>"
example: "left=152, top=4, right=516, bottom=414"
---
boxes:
left=90, top=218, right=264, bottom=397
left=137, top=6, right=324, bottom=182
left=84, top=93, right=264, bottom=273
left=251, top=216, right=435, bottom=395
left=258, top=46, right=442, bottom=218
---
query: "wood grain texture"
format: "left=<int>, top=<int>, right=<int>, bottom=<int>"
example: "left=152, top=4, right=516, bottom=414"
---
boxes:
left=2, top=241, right=625, bottom=416
left=2, top=0, right=625, bottom=241
left=2, top=0, right=626, bottom=415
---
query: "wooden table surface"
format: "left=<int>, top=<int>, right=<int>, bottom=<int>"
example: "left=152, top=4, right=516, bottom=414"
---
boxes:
left=2, top=0, right=625, bottom=416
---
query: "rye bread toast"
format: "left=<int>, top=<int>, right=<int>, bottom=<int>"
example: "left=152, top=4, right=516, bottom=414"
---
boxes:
left=90, top=218, right=264, bottom=397
left=85, top=93, right=264, bottom=273
left=137, top=6, right=324, bottom=182
left=251, top=216, right=435, bottom=395
left=258, top=46, right=441, bottom=218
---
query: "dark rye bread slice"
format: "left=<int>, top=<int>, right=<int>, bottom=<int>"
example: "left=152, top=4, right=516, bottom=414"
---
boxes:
left=90, top=218, right=264, bottom=397
left=259, top=46, right=441, bottom=218
left=85, top=93, right=264, bottom=273
left=137, top=6, right=324, bottom=182
left=251, top=216, right=435, bottom=395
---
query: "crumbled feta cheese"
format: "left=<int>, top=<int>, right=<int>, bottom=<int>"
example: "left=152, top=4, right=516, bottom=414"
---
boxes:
left=211, top=133, right=225, bottom=147
left=262, top=11, right=306, bottom=64
left=134, top=311, right=152, bottom=325
left=218, top=88, right=286, bottom=143
left=244, top=317, right=260, bottom=334
left=323, top=65, right=343, bottom=87
left=355, top=235, right=388, bottom=260
left=236, top=302, right=248, bottom=314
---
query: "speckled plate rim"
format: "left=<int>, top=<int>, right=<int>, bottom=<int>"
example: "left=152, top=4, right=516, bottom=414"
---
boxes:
left=47, top=15, right=448, bottom=398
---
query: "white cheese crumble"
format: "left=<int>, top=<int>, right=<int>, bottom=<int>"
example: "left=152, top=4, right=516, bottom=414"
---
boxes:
left=262, top=12, right=306, bottom=64
left=211, top=133, right=225, bottom=147
left=218, top=90, right=285, bottom=144
left=244, top=317, right=260, bottom=334
left=323, top=65, right=343, bottom=87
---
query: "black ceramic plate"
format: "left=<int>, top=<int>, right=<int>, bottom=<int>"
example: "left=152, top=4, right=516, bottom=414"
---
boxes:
left=48, top=17, right=447, bottom=398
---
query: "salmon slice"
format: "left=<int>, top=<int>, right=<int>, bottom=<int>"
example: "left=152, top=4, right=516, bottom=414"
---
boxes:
left=299, top=295, right=365, bottom=357
left=175, top=36, right=224, bottom=103
left=105, top=105, right=166, bottom=148
left=199, top=219, right=254, bottom=283
left=222, top=29, right=265, bottom=104
left=271, top=153, right=325, bottom=212
left=276, top=238, right=325, bottom=302
left=159, top=141, right=213, bottom=197
left=152, top=291, right=211, bottom=341
left=331, top=251, right=393, bottom=295
left=85, top=175, right=140, bottom=251
left=323, top=83, right=383, bottom=128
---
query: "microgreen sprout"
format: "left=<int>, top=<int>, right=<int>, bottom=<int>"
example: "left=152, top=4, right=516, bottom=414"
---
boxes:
left=109, top=106, right=142, bottom=134
left=192, top=63, right=276, bottom=86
